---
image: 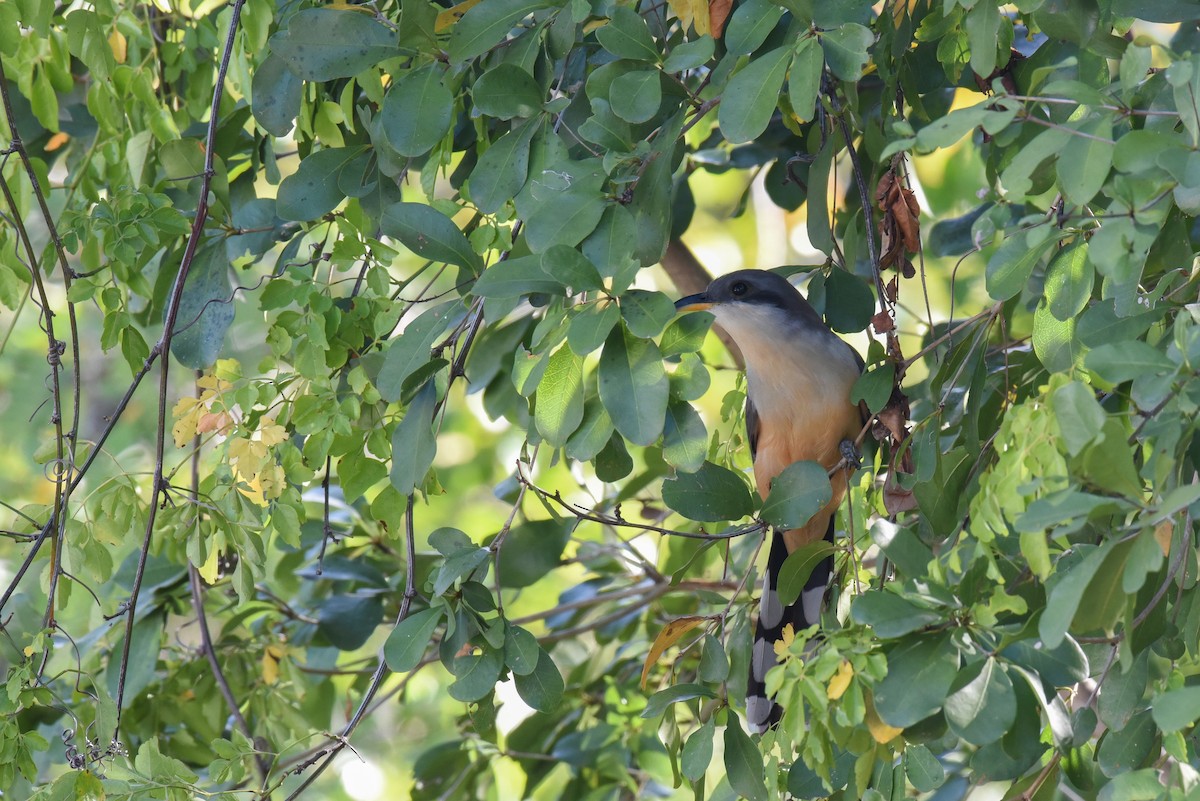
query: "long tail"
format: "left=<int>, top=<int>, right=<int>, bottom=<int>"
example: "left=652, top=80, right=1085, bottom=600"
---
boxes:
left=745, top=517, right=835, bottom=733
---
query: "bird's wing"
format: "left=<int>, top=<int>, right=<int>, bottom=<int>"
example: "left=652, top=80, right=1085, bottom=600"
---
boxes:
left=745, top=393, right=760, bottom=461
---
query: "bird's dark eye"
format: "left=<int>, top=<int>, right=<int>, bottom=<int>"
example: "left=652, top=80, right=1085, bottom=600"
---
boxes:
left=731, top=281, right=748, bottom=296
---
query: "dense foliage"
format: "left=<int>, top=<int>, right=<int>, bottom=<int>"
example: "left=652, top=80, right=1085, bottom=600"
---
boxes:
left=2, top=0, right=1200, bottom=799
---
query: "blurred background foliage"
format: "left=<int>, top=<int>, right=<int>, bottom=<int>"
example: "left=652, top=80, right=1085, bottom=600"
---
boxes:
left=2, top=1, right=1200, bottom=800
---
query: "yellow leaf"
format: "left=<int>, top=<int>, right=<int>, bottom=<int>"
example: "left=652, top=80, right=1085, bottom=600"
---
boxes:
left=258, top=419, right=287, bottom=447
left=866, top=694, right=903, bottom=743
left=262, top=644, right=285, bottom=685
left=23, top=645, right=34, bottom=657
left=641, top=616, right=708, bottom=689
left=827, top=660, right=853, bottom=700
left=46, top=132, right=70, bottom=151
left=1155, top=520, right=1173, bottom=556
left=197, top=547, right=221, bottom=584
left=109, top=29, right=127, bottom=63
left=435, top=0, right=482, bottom=32
left=237, top=475, right=268, bottom=506
left=772, top=623, right=796, bottom=657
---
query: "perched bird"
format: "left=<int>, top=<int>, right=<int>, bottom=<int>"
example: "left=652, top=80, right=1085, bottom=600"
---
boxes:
left=674, top=269, right=865, bottom=732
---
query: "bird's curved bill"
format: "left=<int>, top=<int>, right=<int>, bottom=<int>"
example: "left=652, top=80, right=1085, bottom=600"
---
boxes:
left=674, top=293, right=712, bottom=312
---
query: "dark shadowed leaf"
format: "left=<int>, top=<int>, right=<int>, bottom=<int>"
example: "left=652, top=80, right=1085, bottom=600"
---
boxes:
left=269, top=9, right=400, bottom=81
left=662, top=461, right=755, bottom=522
left=514, top=647, right=564, bottom=712
left=381, top=203, right=483, bottom=274
left=171, top=244, right=234, bottom=369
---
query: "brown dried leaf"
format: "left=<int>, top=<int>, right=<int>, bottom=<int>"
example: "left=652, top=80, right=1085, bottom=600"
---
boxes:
left=871, top=310, right=895, bottom=334
left=709, top=0, right=733, bottom=37
left=641, top=616, right=708, bottom=689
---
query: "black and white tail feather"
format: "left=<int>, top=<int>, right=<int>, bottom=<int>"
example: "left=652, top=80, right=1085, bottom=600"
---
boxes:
left=745, top=519, right=835, bottom=733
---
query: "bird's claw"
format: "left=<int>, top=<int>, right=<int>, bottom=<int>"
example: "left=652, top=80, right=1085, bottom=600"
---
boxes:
left=839, top=439, right=861, bottom=469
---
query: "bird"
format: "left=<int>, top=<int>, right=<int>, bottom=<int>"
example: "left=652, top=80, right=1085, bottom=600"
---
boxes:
left=674, top=269, right=865, bottom=733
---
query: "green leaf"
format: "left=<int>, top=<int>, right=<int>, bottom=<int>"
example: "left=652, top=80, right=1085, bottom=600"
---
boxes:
left=1057, top=113, right=1114, bottom=206
left=965, top=1, right=1001, bottom=79
left=873, top=634, right=959, bottom=728
left=1000, top=126, right=1071, bottom=197
left=718, top=46, right=791, bottom=144
left=513, top=647, right=564, bottom=712
left=662, top=461, right=754, bottom=522
left=276, top=146, right=365, bottom=221
left=663, top=36, right=714, bottom=72
left=567, top=301, right=620, bottom=355
left=449, top=0, right=558, bottom=65
left=788, top=37, right=823, bottom=122
left=496, top=519, right=570, bottom=587
left=534, top=347, right=585, bottom=446
left=473, top=254, right=565, bottom=298
left=850, top=362, right=894, bottom=414
left=663, top=401, right=707, bottom=472
left=381, top=202, right=484, bottom=274
left=681, top=718, right=715, bottom=782
left=504, top=624, right=541, bottom=675
left=468, top=118, right=536, bottom=214
left=251, top=54, right=302, bottom=136
left=582, top=204, right=639, bottom=277
left=820, top=23, right=873, bottom=81
left=850, top=591, right=943, bottom=638
left=596, top=7, right=658, bottom=62
left=1051, top=380, right=1106, bottom=457
left=641, top=683, right=717, bottom=719
left=318, top=594, right=384, bottom=650
left=376, top=302, right=457, bottom=402
left=1097, top=710, right=1157, bottom=778
left=1039, top=538, right=1134, bottom=647
left=986, top=229, right=1063, bottom=301
left=472, top=64, right=543, bottom=119
left=610, top=70, right=661, bottom=123
left=269, top=9, right=400, bottom=81
left=660, top=312, right=713, bottom=358
left=170, top=244, right=234, bottom=370
left=1085, top=341, right=1176, bottom=384
left=699, top=634, right=729, bottom=682
left=380, top=64, right=454, bottom=157
left=542, top=244, right=603, bottom=292
left=1097, top=650, right=1147, bottom=730
left=1075, top=418, right=1143, bottom=498
left=598, top=324, right=669, bottom=446
left=565, top=399, right=615, bottom=461
left=621, top=289, right=676, bottom=338
left=723, top=717, right=767, bottom=801
left=943, top=658, right=1016, bottom=746
left=760, top=461, right=832, bottom=530
left=449, top=646, right=503, bottom=702
left=1098, top=770, right=1170, bottom=801
left=1032, top=303, right=1083, bottom=374
left=904, top=745, right=945, bottom=793
left=384, top=609, right=446, bottom=671
left=822, top=267, right=876, bottom=333
left=776, top=540, right=836, bottom=608
left=390, top=380, right=439, bottom=495
left=724, top=0, right=784, bottom=56
left=1000, top=636, right=1089, bottom=687
left=1045, top=240, right=1094, bottom=321
left=522, top=159, right=607, bottom=250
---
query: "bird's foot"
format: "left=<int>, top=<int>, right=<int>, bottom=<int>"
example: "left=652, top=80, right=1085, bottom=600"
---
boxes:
left=839, top=439, right=861, bottom=469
